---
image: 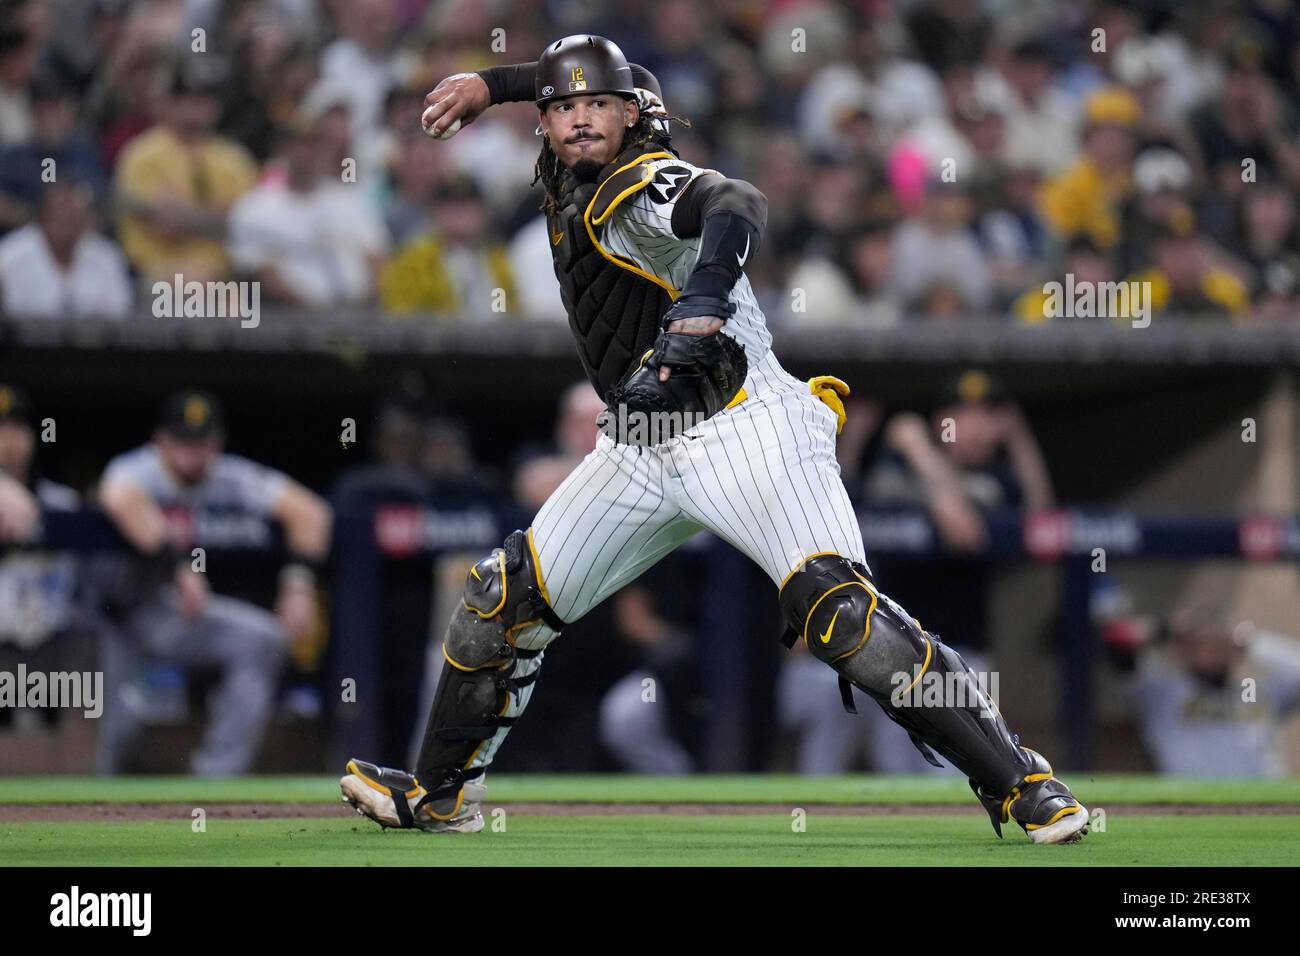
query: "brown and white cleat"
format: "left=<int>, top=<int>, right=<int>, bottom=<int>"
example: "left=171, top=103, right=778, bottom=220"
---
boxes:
left=1023, top=799, right=1090, bottom=845
left=971, top=748, right=1090, bottom=845
left=339, top=758, right=485, bottom=833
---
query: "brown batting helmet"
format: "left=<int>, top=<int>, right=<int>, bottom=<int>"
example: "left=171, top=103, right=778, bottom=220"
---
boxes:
left=535, top=35, right=636, bottom=108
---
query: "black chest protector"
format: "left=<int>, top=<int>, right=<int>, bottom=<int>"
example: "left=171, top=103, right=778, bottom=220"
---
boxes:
left=546, top=143, right=679, bottom=399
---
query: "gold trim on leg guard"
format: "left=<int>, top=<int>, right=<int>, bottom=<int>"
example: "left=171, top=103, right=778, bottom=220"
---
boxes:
left=413, top=529, right=562, bottom=816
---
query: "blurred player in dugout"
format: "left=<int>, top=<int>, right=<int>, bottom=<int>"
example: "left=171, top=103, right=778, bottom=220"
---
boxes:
left=94, top=391, right=330, bottom=775
left=0, top=385, right=84, bottom=729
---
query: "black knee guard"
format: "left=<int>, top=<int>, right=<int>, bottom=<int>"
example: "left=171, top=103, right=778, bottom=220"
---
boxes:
left=415, top=529, right=563, bottom=800
left=778, top=553, right=879, bottom=666
left=779, top=554, right=1035, bottom=805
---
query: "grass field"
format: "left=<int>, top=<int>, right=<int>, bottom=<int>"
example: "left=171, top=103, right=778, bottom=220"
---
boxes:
left=2, top=774, right=1298, bottom=866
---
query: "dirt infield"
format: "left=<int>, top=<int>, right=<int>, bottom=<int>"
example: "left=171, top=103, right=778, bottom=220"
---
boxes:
left=4, top=801, right=1298, bottom=822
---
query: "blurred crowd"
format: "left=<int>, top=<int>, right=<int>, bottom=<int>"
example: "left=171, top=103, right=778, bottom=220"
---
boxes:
left=1, top=0, right=1299, bottom=323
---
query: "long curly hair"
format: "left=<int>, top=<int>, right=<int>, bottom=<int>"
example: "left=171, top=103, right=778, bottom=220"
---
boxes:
left=532, top=105, right=692, bottom=216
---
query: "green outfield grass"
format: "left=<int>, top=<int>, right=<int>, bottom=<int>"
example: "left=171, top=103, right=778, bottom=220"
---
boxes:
left=2, top=775, right=1298, bottom=866
left=3, top=816, right=1298, bottom=867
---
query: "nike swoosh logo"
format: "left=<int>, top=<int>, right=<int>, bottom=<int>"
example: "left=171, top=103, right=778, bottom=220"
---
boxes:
left=736, top=234, right=750, bottom=267
left=551, top=230, right=565, bottom=246
left=819, top=607, right=841, bottom=644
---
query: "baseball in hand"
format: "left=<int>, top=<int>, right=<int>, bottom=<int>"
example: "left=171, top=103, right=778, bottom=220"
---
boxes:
left=423, top=108, right=461, bottom=139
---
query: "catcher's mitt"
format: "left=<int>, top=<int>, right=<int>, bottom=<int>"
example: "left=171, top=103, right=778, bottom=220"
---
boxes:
left=605, top=323, right=748, bottom=445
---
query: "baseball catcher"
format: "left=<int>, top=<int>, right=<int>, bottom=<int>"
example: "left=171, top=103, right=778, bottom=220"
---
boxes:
left=340, top=35, right=1089, bottom=845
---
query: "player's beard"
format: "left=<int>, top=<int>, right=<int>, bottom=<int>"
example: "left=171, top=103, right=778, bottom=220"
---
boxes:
left=569, top=128, right=629, bottom=183
left=571, top=157, right=604, bottom=183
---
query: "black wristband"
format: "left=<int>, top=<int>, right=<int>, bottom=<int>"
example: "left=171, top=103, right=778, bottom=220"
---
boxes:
left=477, top=60, right=652, bottom=107
left=663, top=290, right=735, bottom=321
left=475, top=61, right=538, bottom=106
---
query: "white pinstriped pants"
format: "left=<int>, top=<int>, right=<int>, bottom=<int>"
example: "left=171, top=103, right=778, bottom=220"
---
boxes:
left=469, top=359, right=866, bottom=771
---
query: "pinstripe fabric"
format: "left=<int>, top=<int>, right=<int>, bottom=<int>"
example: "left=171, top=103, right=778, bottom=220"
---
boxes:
left=529, top=371, right=865, bottom=623
left=669, top=378, right=867, bottom=584
left=601, top=157, right=774, bottom=366
left=531, top=431, right=703, bottom=626
left=468, top=377, right=862, bottom=774
left=468, top=436, right=701, bottom=773
left=464, top=159, right=865, bottom=775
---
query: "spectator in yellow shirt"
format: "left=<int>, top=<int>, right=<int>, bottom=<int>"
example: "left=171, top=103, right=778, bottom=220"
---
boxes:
left=1015, top=221, right=1248, bottom=324
left=113, top=69, right=258, bottom=285
left=1014, top=235, right=1130, bottom=324
left=1039, top=87, right=1142, bottom=251
left=1134, top=220, right=1250, bottom=320
left=379, top=173, right=516, bottom=318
